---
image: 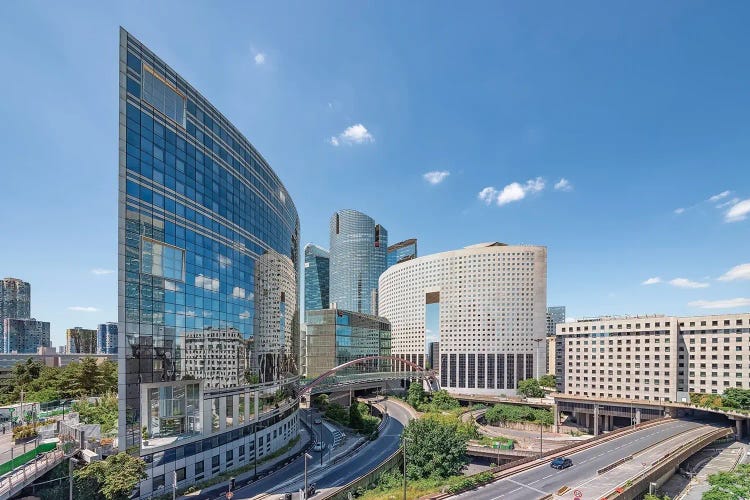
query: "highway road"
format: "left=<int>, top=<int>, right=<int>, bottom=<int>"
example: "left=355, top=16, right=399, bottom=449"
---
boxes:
left=226, top=401, right=411, bottom=499
left=452, top=419, right=714, bottom=500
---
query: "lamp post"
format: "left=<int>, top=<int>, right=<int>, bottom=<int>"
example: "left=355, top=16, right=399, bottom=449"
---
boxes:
left=317, top=420, right=323, bottom=465
left=533, top=338, right=544, bottom=380
left=539, top=422, right=543, bottom=459
left=304, top=452, right=313, bottom=499
left=402, top=436, right=410, bottom=500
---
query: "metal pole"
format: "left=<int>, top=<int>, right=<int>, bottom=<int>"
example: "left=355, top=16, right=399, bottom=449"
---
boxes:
left=304, top=453, right=309, bottom=500
left=253, top=421, right=257, bottom=478
left=319, top=421, right=323, bottom=466
left=172, top=470, right=176, bottom=500
left=68, top=457, right=74, bottom=500
left=539, top=423, right=543, bottom=458
left=402, top=437, right=407, bottom=500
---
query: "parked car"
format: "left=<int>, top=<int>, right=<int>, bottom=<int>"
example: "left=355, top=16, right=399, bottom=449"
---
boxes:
left=279, top=493, right=292, bottom=500
left=314, top=418, right=322, bottom=425
left=313, top=441, right=327, bottom=452
left=550, top=457, right=573, bottom=470
left=308, top=483, right=317, bottom=496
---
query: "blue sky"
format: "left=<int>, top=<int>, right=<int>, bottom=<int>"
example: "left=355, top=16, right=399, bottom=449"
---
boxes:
left=1, top=1, right=749, bottom=347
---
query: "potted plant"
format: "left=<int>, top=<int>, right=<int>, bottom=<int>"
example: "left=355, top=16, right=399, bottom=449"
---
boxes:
left=142, top=426, right=150, bottom=445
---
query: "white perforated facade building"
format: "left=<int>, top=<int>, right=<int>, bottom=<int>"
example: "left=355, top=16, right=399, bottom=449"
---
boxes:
left=378, top=242, right=547, bottom=396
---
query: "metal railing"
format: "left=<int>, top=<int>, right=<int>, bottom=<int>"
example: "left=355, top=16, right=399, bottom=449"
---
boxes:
left=0, top=447, right=66, bottom=499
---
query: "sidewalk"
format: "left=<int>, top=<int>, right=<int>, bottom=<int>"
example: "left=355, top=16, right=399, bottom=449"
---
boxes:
left=673, top=441, right=745, bottom=500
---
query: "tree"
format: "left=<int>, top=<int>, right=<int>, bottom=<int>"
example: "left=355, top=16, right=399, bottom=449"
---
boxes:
left=74, top=453, right=147, bottom=500
left=721, top=388, right=750, bottom=410
left=407, top=382, right=427, bottom=410
left=702, top=464, right=750, bottom=500
left=98, top=361, right=118, bottom=394
left=517, top=378, right=545, bottom=398
left=349, top=402, right=365, bottom=430
left=403, top=416, right=468, bottom=480
left=539, top=374, right=557, bottom=388
left=429, top=390, right=460, bottom=411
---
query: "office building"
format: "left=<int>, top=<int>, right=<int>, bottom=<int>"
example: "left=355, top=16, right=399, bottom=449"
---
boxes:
left=329, top=209, right=387, bottom=316
left=546, top=306, right=565, bottom=336
left=118, top=28, right=300, bottom=496
left=304, top=244, right=330, bottom=312
left=0, top=278, right=31, bottom=344
left=557, top=312, right=750, bottom=402
left=305, top=308, right=391, bottom=379
left=3, top=318, right=50, bottom=354
left=66, top=327, right=97, bottom=354
left=379, top=242, right=548, bottom=396
left=387, top=238, right=417, bottom=268
left=0, top=348, right=115, bottom=379
left=97, top=323, right=118, bottom=354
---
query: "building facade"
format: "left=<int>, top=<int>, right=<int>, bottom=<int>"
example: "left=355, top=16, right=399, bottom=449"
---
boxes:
left=97, top=323, right=119, bottom=354
left=329, top=210, right=387, bottom=316
left=557, top=313, right=750, bottom=402
left=387, top=238, right=417, bottom=268
left=0, top=278, right=31, bottom=343
left=304, top=244, right=329, bottom=312
left=546, top=306, right=565, bottom=336
left=118, top=28, right=300, bottom=496
left=379, top=242, right=548, bottom=396
left=3, top=318, right=50, bottom=353
left=66, top=327, right=97, bottom=354
left=305, top=308, right=391, bottom=379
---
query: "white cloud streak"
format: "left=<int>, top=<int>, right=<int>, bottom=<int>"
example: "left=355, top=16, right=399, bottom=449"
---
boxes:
left=708, top=190, right=731, bottom=203
left=479, top=177, right=545, bottom=206
left=718, top=263, right=750, bottom=282
left=195, top=275, right=220, bottom=292
left=669, top=278, right=709, bottom=289
left=91, top=268, right=114, bottom=275
left=642, top=277, right=662, bottom=285
left=554, top=178, right=573, bottom=191
left=689, top=298, right=750, bottom=309
left=68, top=306, right=99, bottom=312
left=329, top=124, right=374, bottom=146
left=674, top=208, right=685, bottom=215
left=725, top=199, right=750, bottom=223
left=254, top=53, right=266, bottom=65
left=423, top=171, right=450, bottom=185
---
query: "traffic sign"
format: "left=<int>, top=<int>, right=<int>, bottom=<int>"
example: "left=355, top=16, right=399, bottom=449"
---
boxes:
left=574, top=489, right=583, bottom=497
left=573, top=497, right=581, bottom=500
left=226, top=492, right=233, bottom=500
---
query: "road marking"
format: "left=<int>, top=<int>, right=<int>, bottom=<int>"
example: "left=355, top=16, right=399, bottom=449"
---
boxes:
left=506, top=478, right=547, bottom=495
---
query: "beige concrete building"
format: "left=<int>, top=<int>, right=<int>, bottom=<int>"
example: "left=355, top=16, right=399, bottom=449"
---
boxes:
left=557, top=312, right=750, bottom=402
left=547, top=336, right=556, bottom=377
left=379, top=242, right=547, bottom=396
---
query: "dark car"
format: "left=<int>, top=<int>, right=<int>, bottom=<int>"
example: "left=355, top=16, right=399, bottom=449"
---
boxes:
left=314, top=418, right=322, bottom=425
left=550, top=457, right=573, bottom=470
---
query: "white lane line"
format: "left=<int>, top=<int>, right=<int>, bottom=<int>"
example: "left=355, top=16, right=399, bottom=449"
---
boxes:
left=506, top=478, right=547, bottom=495
left=491, top=486, right=521, bottom=499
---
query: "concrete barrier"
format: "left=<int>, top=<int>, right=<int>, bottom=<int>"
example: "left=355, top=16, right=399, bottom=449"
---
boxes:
left=598, top=455, right=633, bottom=474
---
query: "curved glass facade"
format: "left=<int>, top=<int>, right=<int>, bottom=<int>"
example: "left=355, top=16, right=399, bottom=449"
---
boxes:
left=304, top=243, right=330, bottom=312
left=328, top=210, right=387, bottom=315
left=118, top=26, right=299, bottom=482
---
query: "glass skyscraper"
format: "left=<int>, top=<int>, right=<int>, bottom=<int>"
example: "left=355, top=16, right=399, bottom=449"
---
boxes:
left=0, top=278, right=31, bottom=343
left=304, top=243, right=330, bottom=312
left=119, top=29, right=300, bottom=496
left=97, top=322, right=119, bottom=354
left=329, top=210, right=387, bottom=316
left=386, top=238, right=417, bottom=268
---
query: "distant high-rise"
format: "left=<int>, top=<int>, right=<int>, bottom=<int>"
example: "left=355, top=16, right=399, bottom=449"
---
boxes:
left=329, top=210, right=387, bottom=315
left=0, top=278, right=31, bottom=343
left=387, top=239, right=417, bottom=268
left=97, top=323, right=118, bottom=354
left=304, top=244, right=330, bottom=311
left=3, top=318, right=50, bottom=353
left=546, top=306, right=566, bottom=336
left=66, top=327, right=97, bottom=354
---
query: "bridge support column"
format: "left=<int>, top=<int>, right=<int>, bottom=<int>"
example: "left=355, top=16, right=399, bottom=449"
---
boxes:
left=553, top=404, right=560, bottom=433
left=635, top=408, right=642, bottom=425
left=735, top=418, right=744, bottom=440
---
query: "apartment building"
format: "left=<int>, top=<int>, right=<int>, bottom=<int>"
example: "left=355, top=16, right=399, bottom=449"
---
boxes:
left=557, top=313, right=750, bottom=402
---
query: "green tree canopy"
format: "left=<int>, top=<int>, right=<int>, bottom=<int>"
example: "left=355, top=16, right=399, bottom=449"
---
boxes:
left=703, top=463, right=750, bottom=500
left=407, top=382, right=427, bottom=410
left=539, top=374, right=557, bottom=388
left=74, top=452, right=147, bottom=500
left=517, top=378, right=545, bottom=398
left=721, top=388, right=750, bottom=410
left=403, top=415, right=468, bottom=480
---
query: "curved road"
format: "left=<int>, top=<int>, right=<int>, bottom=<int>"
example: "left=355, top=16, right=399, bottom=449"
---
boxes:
left=451, top=419, right=720, bottom=500
left=226, top=401, right=411, bottom=499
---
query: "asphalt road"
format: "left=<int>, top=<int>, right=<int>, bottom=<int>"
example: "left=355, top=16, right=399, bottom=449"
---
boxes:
left=227, top=402, right=411, bottom=499
left=452, top=419, right=712, bottom=500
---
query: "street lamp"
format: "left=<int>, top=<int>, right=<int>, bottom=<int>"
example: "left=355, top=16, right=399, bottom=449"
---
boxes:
left=402, top=436, right=411, bottom=500
left=539, top=422, right=543, bottom=459
left=317, top=420, right=323, bottom=466
left=304, top=452, right=313, bottom=500
left=533, top=338, right=544, bottom=380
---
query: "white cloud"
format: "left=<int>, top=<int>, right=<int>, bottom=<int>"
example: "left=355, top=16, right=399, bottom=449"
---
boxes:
left=232, top=286, right=247, bottom=299
left=195, top=275, right=220, bottom=292
left=478, top=187, right=499, bottom=205
left=689, top=298, right=750, bottom=309
left=717, top=198, right=739, bottom=209
left=725, top=199, right=750, bottom=223
left=478, top=177, right=545, bottom=206
left=254, top=53, right=266, bottom=65
left=669, top=278, right=709, bottom=289
left=329, top=124, right=374, bottom=146
left=718, top=263, right=750, bottom=282
left=708, top=190, right=731, bottom=203
left=565, top=317, right=577, bottom=323
left=68, top=306, right=98, bottom=312
left=674, top=208, right=685, bottom=215
left=423, top=171, right=450, bottom=185
left=91, top=268, right=114, bottom=275
left=219, top=255, right=232, bottom=269
left=554, top=178, right=573, bottom=191
left=642, top=277, right=662, bottom=285
left=186, top=310, right=196, bottom=317
left=239, top=310, right=251, bottom=320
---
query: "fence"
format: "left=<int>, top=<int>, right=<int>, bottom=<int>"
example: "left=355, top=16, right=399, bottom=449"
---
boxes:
left=0, top=447, right=65, bottom=499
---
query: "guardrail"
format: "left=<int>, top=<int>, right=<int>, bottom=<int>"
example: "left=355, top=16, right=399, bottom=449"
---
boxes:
left=0, top=447, right=65, bottom=499
left=601, top=426, right=733, bottom=500
left=598, top=455, right=633, bottom=475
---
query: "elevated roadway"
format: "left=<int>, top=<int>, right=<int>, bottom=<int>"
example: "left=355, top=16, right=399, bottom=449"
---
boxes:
left=450, top=419, right=725, bottom=500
